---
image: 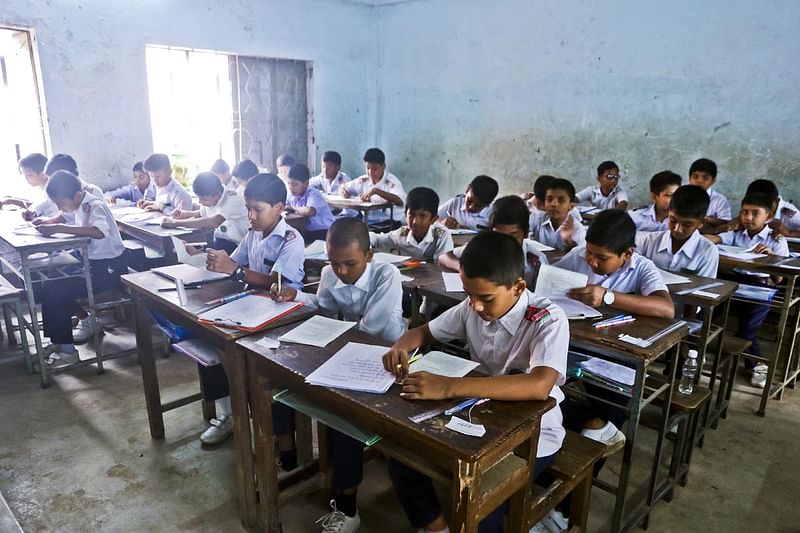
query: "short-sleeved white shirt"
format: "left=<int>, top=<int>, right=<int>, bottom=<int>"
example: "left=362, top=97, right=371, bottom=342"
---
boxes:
left=342, top=171, right=407, bottom=223
left=629, top=205, right=668, bottom=233
left=230, top=217, right=305, bottom=289
left=200, top=189, right=249, bottom=244
left=309, top=171, right=351, bottom=195
left=73, top=192, right=125, bottom=260
left=437, top=195, right=492, bottom=230
left=370, top=223, right=453, bottom=262
left=635, top=229, right=719, bottom=278
left=156, top=179, right=193, bottom=216
left=554, top=247, right=668, bottom=296
left=777, top=198, right=800, bottom=231
left=576, top=183, right=629, bottom=210
left=706, top=189, right=732, bottom=220
left=531, top=214, right=586, bottom=251
left=718, top=225, right=789, bottom=278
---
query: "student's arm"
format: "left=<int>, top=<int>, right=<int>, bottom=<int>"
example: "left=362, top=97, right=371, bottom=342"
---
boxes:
left=0, top=198, right=31, bottom=209
left=567, top=286, right=674, bottom=318
left=362, top=187, right=403, bottom=206
left=36, top=224, right=104, bottom=239
left=437, top=250, right=461, bottom=271
left=105, top=184, right=133, bottom=203
left=576, top=186, right=593, bottom=203
left=206, top=248, right=277, bottom=288
left=162, top=214, right=222, bottom=229
left=31, top=213, right=66, bottom=226
left=286, top=204, right=316, bottom=217
left=170, top=208, right=202, bottom=219
left=369, top=230, right=392, bottom=252
left=558, top=216, right=580, bottom=251
left=433, top=229, right=454, bottom=262
left=400, top=368, right=559, bottom=401
left=703, top=233, right=724, bottom=244
left=616, top=200, right=629, bottom=210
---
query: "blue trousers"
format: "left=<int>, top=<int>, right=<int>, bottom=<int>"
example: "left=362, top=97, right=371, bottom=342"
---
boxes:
left=732, top=300, right=771, bottom=368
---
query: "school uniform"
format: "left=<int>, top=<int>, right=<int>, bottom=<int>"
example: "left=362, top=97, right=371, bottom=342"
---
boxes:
left=341, top=171, right=406, bottom=224
left=554, top=246, right=667, bottom=295
left=41, top=192, right=126, bottom=345
left=230, top=217, right=305, bottom=289
left=706, top=189, right=732, bottom=220
left=576, top=183, right=629, bottom=210
left=287, top=186, right=336, bottom=242
left=636, top=229, right=719, bottom=278
left=437, top=195, right=491, bottom=230
left=369, top=223, right=453, bottom=262
left=105, top=182, right=157, bottom=204
left=629, top=205, right=668, bottom=233
left=777, top=197, right=800, bottom=231
left=155, top=178, right=193, bottom=216
left=389, top=290, right=568, bottom=531
left=530, top=214, right=586, bottom=251
left=199, top=189, right=249, bottom=253
left=529, top=205, right=583, bottom=223
left=452, top=239, right=548, bottom=289
left=224, top=178, right=239, bottom=192
left=309, top=171, right=351, bottom=195
left=32, top=178, right=102, bottom=220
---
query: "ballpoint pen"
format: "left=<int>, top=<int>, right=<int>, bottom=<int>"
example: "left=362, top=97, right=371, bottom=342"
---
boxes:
left=445, top=398, right=490, bottom=416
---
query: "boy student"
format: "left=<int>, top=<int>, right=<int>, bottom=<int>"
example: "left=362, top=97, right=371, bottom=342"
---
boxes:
left=271, top=217, right=403, bottom=532
left=309, top=150, right=351, bottom=194
left=285, top=163, right=336, bottom=243
left=1, top=153, right=53, bottom=215
left=276, top=153, right=296, bottom=186
left=137, top=153, right=192, bottom=216
left=35, top=171, right=126, bottom=366
left=210, top=158, right=238, bottom=192
left=437, top=175, right=498, bottom=230
left=636, top=185, right=719, bottom=278
left=341, top=148, right=406, bottom=228
left=105, top=162, right=156, bottom=204
left=629, top=171, right=682, bottom=233
left=161, top=172, right=248, bottom=254
left=529, top=177, right=586, bottom=252
left=27, top=154, right=104, bottom=224
left=688, top=158, right=731, bottom=230
left=576, top=161, right=629, bottom=211
left=745, top=179, right=800, bottom=237
left=370, top=187, right=453, bottom=262
left=704, top=193, right=789, bottom=388
left=200, top=173, right=305, bottom=445
left=383, top=231, right=569, bottom=533
left=232, top=159, right=259, bottom=191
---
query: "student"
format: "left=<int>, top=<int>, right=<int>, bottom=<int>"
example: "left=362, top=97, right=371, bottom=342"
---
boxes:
left=105, top=162, right=156, bottom=204
left=629, top=171, right=682, bottom=233
left=232, top=159, right=260, bottom=191
left=161, top=172, right=248, bottom=254
left=201, top=174, right=305, bottom=445
left=530, top=177, right=586, bottom=251
left=27, top=154, right=104, bottom=224
left=276, top=153, right=296, bottom=186
left=2, top=153, right=53, bottom=215
left=285, top=163, right=336, bottom=243
left=272, top=217, right=403, bottom=532
left=704, top=193, right=789, bottom=388
left=211, top=158, right=238, bottom=192
left=382, top=231, right=569, bottom=533
left=528, top=174, right=583, bottom=226
left=636, top=185, right=719, bottom=278
left=340, top=148, right=406, bottom=228
left=745, top=179, right=800, bottom=237
left=309, top=151, right=351, bottom=194
left=137, top=153, right=192, bottom=215
left=35, top=171, right=126, bottom=366
left=688, top=158, right=731, bottom=230
left=576, top=161, right=629, bottom=210
left=437, top=175, right=498, bottom=230
left=370, top=187, right=453, bottom=262
left=439, top=195, right=547, bottom=289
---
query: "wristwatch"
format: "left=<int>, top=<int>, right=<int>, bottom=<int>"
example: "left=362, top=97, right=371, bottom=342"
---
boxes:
left=231, top=265, right=246, bottom=283
left=603, top=290, right=616, bottom=306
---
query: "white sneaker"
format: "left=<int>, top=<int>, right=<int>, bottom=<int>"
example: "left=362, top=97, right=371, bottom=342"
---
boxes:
left=545, top=509, right=569, bottom=531
left=72, top=316, right=102, bottom=344
left=316, top=500, right=360, bottom=533
left=44, top=345, right=80, bottom=367
left=529, top=519, right=554, bottom=533
left=200, top=415, right=234, bottom=445
left=581, top=421, right=626, bottom=456
left=751, top=364, right=768, bottom=388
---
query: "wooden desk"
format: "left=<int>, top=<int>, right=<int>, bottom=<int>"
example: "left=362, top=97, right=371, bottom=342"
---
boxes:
left=121, top=271, right=312, bottom=528
left=323, top=195, right=394, bottom=227
left=238, top=325, right=554, bottom=533
left=111, top=207, right=205, bottom=258
left=451, top=231, right=478, bottom=248
left=284, top=212, right=309, bottom=236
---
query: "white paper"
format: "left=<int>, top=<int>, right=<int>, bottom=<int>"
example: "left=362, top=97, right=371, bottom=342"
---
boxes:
left=717, top=244, right=767, bottom=260
left=445, top=416, right=486, bottom=437
left=120, top=212, right=155, bottom=222
left=528, top=239, right=556, bottom=252
left=580, top=357, right=635, bottom=386
left=304, top=240, right=328, bottom=260
left=692, top=290, right=720, bottom=299
left=449, top=228, right=478, bottom=235
left=617, top=334, right=651, bottom=348
left=153, top=263, right=227, bottom=285
left=399, top=274, right=414, bottom=282
left=170, top=236, right=208, bottom=268
left=534, top=264, right=588, bottom=297
left=111, top=206, right=144, bottom=216
left=255, top=337, right=280, bottom=350
left=278, top=315, right=357, bottom=347
left=441, top=272, right=464, bottom=292
left=197, top=294, right=301, bottom=329
left=305, top=342, right=395, bottom=394
left=372, top=252, right=412, bottom=264
left=658, top=269, right=691, bottom=285
left=144, top=217, right=165, bottom=226
left=409, top=351, right=480, bottom=378
left=578, top=205, right=601, bottom=214
left=547, top=296, right=602, bottom=319
left=323, top=194, right=377, bottom=207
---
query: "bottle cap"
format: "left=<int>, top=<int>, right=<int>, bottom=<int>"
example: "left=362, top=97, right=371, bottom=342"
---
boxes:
left=688, top=349, right=698, bottom=359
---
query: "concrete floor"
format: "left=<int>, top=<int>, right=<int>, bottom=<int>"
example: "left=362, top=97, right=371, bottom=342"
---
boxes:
left=1, top=322, right=800, bottom=533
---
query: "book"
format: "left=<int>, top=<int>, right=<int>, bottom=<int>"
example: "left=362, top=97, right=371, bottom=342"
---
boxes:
left=196, top=294, right=303, bottom=332
left=278, top=315, right=357, bottom=347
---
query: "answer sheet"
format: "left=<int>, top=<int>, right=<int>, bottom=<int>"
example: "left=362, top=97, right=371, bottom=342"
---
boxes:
left=305, top=342, right=395, bottom=394
left=278, top=315, right=357, bottom=347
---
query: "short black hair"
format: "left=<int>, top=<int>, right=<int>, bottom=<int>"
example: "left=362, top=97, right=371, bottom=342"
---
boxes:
left=19, top=153, right=47, bottom=173
left=323, top=151, right=342, bottom=166
left=741, top=193, right=774, bottom=213
left=533, top=175, right=556, bottom=201
left=143, top=153, right=171, bottom=172
left=46, top=170, right=82, bottom=199
left=211, top=159, right=230, bottom=174
left=468, top=175, right=499, bottom=206
left=232, top=159, right=259, bottom=181
left=288, top=163, right=311, bottom=182
left=460, top=231, right=524, bottom=288
left=546, top=178, right=577, bottom=201
left=192, top=172, right=224, bottom=197
left=489, top=195, right=530, bottom=235
left=405, top=187, right=439, bottom=216
left=132, top=161, right=144, bottom=173
left=669, top=185, right=709, bottom=220
left=650, top=170, right=682, bottom=194
left=276, top=154, right=296, bottom=167
left=45, top=154, right=79, bottom=176
left=586, top=209, right=636, bottom=255
left=244, top=173, right=286, bottom=204
left=689, top=158, right=717, bottom=178
left=328, top=217, right=370, bottom=252
left=597, top=161, right=619, bottom=176
left=363, top=148, right=385, bottom=165
left=745, top=179, right=779, bottom=204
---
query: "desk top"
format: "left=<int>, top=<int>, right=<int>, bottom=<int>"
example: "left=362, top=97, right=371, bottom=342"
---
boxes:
left=0, top=211, right=90, bottom=253
left=718, top=253, right=800, bottom=278
left=323, top=195, right=391, bottom=211
left=237, top=324, right=554, bottom=463
left=451, top=232, right=477, bottom=248
left=112, top=208, right=196, bottom=239
left=666, top=273, right=738, bottom=308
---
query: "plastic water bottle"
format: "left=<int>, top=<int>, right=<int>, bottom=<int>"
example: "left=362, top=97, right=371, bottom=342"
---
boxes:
left=678, top=350, right=698, bottom=395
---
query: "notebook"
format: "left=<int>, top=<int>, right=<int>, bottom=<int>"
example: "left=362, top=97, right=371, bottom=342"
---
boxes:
left=278, top=315, right=357, bottom=347
left=152, top=263, right=228, bottom=285
left=305, top=342, right=395, bottom=394
left=196, top=294, right=303, bottom=332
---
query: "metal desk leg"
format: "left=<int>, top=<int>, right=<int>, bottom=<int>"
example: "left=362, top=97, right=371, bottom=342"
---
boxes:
left=133, top=298, right=165, bottom=439
left=22, top=254, right=49, bottom=387
left=759, top=276, right=795, bottom=415
left=13, top=299, right=32, bottom=374
left=81, top=246, right=103, bottom=374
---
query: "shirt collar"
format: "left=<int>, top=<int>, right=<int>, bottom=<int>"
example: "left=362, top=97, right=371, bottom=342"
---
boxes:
left=263, top=217, right=289, bottom=241
left=495, top=290, right=530, bottom=335
left=657, top=229, right=702, bottom=259
left=406, top=225, right=434, bottom=246
left=746, top=224, right=771, bottom=243
left=642, top=205, right=657, bottom=220
left=334, top=261, right=373, bottom=291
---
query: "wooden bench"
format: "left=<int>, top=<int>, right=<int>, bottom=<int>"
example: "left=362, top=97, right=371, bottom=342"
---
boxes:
left=718, top=336, right=752, bottom=422
left=0, top=274, right=32, bottom=373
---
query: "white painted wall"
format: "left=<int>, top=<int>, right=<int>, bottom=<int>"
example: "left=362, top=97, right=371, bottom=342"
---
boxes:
left=1, top=0, right=377, bottom=189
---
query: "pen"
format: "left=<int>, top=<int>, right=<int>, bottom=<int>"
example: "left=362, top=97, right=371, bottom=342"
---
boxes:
left=158, top=285, right=202, bottom=292
left=397, top=348, right=421, bottom=371
left=593, top=314, right=631, bottom=327
left=204, top=288, right=255, bottom=306
left=594, top=317, right=636, bottom=329
left=445, top=397, right=486, bottom=416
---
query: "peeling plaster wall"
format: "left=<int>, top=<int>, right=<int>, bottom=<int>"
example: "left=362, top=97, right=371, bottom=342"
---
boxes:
left=1, top=0, right=377, bottom=189
left=376, top=0, right=800, bottom=207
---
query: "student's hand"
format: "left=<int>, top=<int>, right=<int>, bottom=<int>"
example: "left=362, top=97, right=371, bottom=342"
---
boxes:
left=184, top=243, right=202, bottom=256
left=284, top=206, right=296, bottom=214
left=36, top=224, right=64, bottom=236
left=206, top=248, right=237, bottom=274
left=340, top=186, right=352, bottom=198
left=400, top=371, right=451, bottom=400
left=21, top=210, right=35, bottom=222
left=752, top=243, right=772, bottom=255
left=567, top=284, right=606, bottom=307
left=558, top=216, right=576, bottom=243
left=136, top=199, right=148, bottom=209
left=383, top=347, right=410, bottom=380
left=170, top=209, right=186, bottom=219
left=360, top=188, right=376, bottom=202
left=143, top=202, right=163, bottom=212
left=269, top=284, right=297, bottom=302
left=442, top=216, right=459, bottom=229
left=31, top=217, right=47, bottom=226
left=768, top=219, right=786, bottom=237
left=521, top=192, right=534, bottom=201
left=161, top=217, right=177, bottom=228
left=106, top=196, right=116, bottom=205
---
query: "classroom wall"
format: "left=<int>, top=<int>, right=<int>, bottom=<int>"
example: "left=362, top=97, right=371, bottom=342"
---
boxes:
left=1, top=0, right=378, bottom=190
left=375, top=0, right=800, bottom=207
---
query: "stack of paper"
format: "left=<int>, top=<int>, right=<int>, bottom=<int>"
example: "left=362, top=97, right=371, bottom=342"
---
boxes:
left=580, top=357, right=635, bottom=386
left=197, top=294, right=303, bottom=331
left=305, top=342, right=395, bottom=394
left=409, top=351, right=480, bottom=377
left=441, top=272, right=464, bottom=292
left=278, top=315, right=356, bottom=347
left=717, top=244, right=767, bottom=260
left=658, top=269, right=691, bottom=285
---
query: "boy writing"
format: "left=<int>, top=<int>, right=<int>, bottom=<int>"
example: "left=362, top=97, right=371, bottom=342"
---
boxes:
left=530, top=177, right=586, bottom=251
left=211, top=158, right=238, bottom=192
left=285, top=163, right=336, bottom=243
left=105, top=162, right=156, bottom=205
left=27, top=154, right=104, bottom=225
left=688, top=158, right=731, bottom=230
left=437, top=175, right=498, bottom=230
left=2, top=153, right=54, bottom=216
left=137, top=153, right=192, bottom=215
left=629, top=171, right=682, bottom=233
left=340, top=148, right=406, bottom=228
left=309, top=151, right=351, bottom=195
left=232, top=159, right=260, bottom=192
left=576, top=161, right=629, bottom=211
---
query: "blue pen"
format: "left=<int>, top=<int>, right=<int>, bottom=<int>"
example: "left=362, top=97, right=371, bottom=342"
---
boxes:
left=594, top=314, right=632, bottom=328
left=204, top=289, right=255, bottom=307
left=445, top=398, right=481, bottom=416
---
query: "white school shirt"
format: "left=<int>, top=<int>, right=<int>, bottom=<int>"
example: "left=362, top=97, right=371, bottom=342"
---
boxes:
left=718, top=225, right=789, bottom=278
left=530, top=214, right=586, bottom=251
left=437, top=195, right=492, bottom=230
left=105, top=182, right=157, bottom=204
left=370, top=223, right=453, bottom=262
left=297, top=261, right=404, bottom=343
left=309, top=171, right=351, bottom=195
left=199, top=189, right=249, bottom=244
left=629, top=205, right=668, bottom=233
left=342, top=171, right=407, bottom=223
left=576, top=183, right=629, bottom=210
left=224, top=178, right=239, bottom=192
left=428, top=289, right=569, bottom=457
left=777, top=197, right=800, bottom=231
left=32, top=178, right=101, bottom=220
left=452, top=239, right=548, bottom=289
left=230, top=217, right=305, bottom=289
left=155, top=179, right=193, bottom=216
left=635, top=230, right=719, bottom=278
left=554, top=247, right=668, bottom=296
left=72, top=192, right=125, bottom=260
left=529, top=205, right=583, bottom=223
left=706, top=189, right=731, bottom=220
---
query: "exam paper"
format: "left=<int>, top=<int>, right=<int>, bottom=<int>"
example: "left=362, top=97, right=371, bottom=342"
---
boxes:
left=580, top=357, right=635, bottom=386
left=449, top=228, right=478, bottom=235
left=534, top=264, right=588, bottom=297
left=409, top=351, right=480, bottom=378
left=442, top=272, right=464, bottom=292
left=170, top=236, right=208, bottom=269
left=111, top=206, right=144, bottom=217
left=305, top=342, right=395, bottom=394
left=278, top=315, right=357, bottom=347
left=657, top=269, right=691, bottom=285
left=528, top=239, right=556, bottom=252
left=372, top=252, right=412, bottom=264
left=120, top=212, right=155, bottom=222
left=717, top=244, right=767, bottom=260
left=547, top=296, right=602, bottom=319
